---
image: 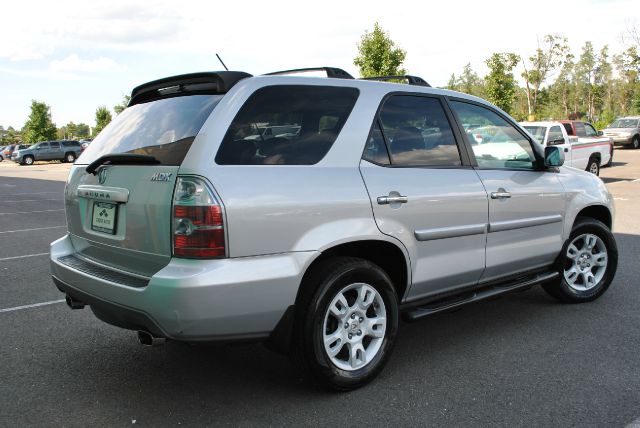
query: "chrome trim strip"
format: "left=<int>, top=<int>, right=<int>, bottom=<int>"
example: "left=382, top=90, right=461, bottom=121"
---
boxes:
left=77, top=185, right=129, bottom=203
left=414, top=223, right=487, bottom=241
left=489, top=214, right=563, bottom=233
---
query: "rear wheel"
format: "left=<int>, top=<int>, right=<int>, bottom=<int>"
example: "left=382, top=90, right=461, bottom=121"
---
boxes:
left=64, top=152, right=76, bottom=163
left=631, top=136, right=640, bottom=150
left=542, top=217, right=617, bottom=303
left=22, top=155, right=34, bottom=166
left=291, top=257, right=399, bottom=391
left=586, top=157, right=600, bottom=175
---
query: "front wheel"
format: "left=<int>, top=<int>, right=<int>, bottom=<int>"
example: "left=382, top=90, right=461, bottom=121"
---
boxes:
left=631, top=136, right=640, bottom=150
left=586, top=158, right=600, bottom=176
left=22, top=155, right=34, bottom=166
left=291, top=257, right=399, bottom=391
left=542, top=217, right=618, bottom=303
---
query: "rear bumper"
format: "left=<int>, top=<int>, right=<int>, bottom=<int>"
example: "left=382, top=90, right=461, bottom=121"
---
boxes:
left=50, top=234, right=316, bottom=341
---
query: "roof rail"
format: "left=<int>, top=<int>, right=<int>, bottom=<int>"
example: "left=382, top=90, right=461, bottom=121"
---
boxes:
left=361, top=75, right=431, bottom=87
left=129, top=71, right=253, bottom=106
left=264, top=67, right=354, bottom=79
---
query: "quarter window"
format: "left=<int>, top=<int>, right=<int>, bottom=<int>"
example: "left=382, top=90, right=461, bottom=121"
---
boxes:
left=216, top=85, right=359, bottom=165
left=450, top=101, right=536, bottom=170
left=377, top=95, right=461, bottom=167
left=362, top=122, right=390, bottom=165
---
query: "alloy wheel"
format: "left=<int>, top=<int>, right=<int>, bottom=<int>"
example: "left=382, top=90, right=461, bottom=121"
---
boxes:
left=564, top=233, right=608, bottom=291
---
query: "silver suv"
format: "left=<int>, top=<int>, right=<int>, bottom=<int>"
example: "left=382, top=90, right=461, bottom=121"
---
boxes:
left=51, top=68, right=618, bottom=390
left=603, top=116, right=640, bottom=149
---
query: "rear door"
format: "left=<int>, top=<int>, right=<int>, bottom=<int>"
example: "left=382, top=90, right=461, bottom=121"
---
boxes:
left=65, top=94, right=223, bottom=276
left=48, top=141, right=61, bottom=160
left=449, top=100, right=565, bottom=282
left=359, top=94, right=488, bottom=301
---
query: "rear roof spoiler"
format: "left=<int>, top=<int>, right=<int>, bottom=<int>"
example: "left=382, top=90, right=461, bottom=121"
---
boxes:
left=264, top=67, right=354, bottom=79
left=361, top=75, right=431, bottom=87
left=129, top=71, right=253, bottom=106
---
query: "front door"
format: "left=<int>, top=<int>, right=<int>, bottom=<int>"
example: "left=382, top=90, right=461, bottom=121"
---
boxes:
left=449, top=100, right=566, bottom=282
left=359, top=94, right=488, bottom=302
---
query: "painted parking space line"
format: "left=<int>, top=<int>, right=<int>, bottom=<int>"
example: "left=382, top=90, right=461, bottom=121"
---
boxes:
left=0, top=209, right=65, bottom=215
left=0, top=226, right=66, bottom=234
left=0, top=253, right=48, bottom=262
left=626, top=416, right=640, bottom=427
left=0, top=198, right=63, bottom=203
left=1, top=191, right=61, bottom=196
left=0, top=299, right=65, bottom=313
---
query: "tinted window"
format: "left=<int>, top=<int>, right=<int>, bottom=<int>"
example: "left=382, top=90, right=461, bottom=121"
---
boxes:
left=378, top=96, right=461, bottom=166
left=79, top=95, right=223, bottom=165
left=50, top=142, right=60, bottom=148
left=574, top=122, right=586, bottom=137
left=362, top=122, right=390, bottom=165
left=216, top=85, right=359, bottom=165
left=584, top=123, right=597, bottom=137
left=548, top=126, right=564, bottom=143
left=563, top=123, right=574, bottom=135
left=38, top=143, right=49, bottom=149
left=451, top=101, right=536, bottom=170
left=62, top=141, right=80, bottom=147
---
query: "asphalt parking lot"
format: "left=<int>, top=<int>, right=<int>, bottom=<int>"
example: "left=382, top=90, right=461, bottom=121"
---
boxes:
left=1, top=153, right=639, bottom=427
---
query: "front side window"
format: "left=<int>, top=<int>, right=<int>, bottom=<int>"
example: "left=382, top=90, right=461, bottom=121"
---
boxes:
left=450, top=101, right=536, bottom=170
left=584, top=123, right=598, bottom=137
left=216, top=85, right=359, bottom=165
left=378, top=95, right=461, bottom=167
left=39, top=143, right=50, bottom=149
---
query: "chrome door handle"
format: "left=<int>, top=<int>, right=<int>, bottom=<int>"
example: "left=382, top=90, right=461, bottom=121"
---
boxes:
left=490, top=189, right=511, bottom=199
left=377, top=195, right=408, bottom=205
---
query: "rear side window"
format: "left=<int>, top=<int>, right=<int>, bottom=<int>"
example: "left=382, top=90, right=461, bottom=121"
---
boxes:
left=62, top=141, right=80, bottom=147
left=78, top=95, right=223, bottom=165
left=378, top=95, right=461, bottom=167
left=50, top=142, right=60, bottom=148
left=215, top=85, right=359, bottom=165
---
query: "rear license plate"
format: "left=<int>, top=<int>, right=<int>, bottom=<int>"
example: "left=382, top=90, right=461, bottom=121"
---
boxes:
left=91, top=202, right=118, bottom=235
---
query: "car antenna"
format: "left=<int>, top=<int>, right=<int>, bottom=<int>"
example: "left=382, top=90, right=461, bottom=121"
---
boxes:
left=216, top=53, right=229, bottom=71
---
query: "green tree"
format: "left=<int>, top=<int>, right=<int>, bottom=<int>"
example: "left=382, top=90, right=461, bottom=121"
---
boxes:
left=22, top=100, right=57, bottom=144
left=94, top=106, right=112, bottom=135
left=575, top=42, right=597, bottom=120
left=521, top=34, right=569, bottom=118
left=113, top=94, right=131, bottom=114
left=75, top=123, right=90, bottom=138
left=354, top=22, right=407, bottom=78
left=484, top=53, right=520, bottom=114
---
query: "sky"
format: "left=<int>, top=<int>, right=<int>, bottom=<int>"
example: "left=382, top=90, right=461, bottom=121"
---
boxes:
left=0, top=0, right=637, bottom=130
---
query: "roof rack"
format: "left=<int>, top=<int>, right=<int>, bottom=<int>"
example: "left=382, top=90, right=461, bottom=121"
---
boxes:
left=264, top=67, right=354, bottom=79
left=129, top=71, right=253, bottom=106
left=361, top=75, right=431, bottom=87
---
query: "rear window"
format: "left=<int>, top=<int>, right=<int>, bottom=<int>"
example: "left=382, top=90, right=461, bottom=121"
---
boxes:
left=215, top=85, right=359, bottom=165
left=78, top=95, right=223, bottom=165
left=562, top=123, right=574, bottom=135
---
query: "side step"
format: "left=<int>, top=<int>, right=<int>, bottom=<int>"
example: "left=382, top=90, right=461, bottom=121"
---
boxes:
left=402, top=271, right=558, bottom=322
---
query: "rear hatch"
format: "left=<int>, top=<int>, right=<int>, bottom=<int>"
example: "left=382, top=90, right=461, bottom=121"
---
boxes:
left=64, top=75, right=244, bottom=277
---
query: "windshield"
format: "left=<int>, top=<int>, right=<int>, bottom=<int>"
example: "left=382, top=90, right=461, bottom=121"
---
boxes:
left=523, top=126, right=546, bottom=143
left=78, top=95, right=223, bottom=165
left=609, top=119, right=639, bottom=128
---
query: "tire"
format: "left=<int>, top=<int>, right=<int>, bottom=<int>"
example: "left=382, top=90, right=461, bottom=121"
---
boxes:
left=542, top=217, right=618, bottom=303
left=291, top=257, right=399, bottom=391
left=22, top=155, right=34, bottom=166
left=64, top=152, right=76, bottom=163
left=586, top=157, right=600, bottom=176
left=631, top=136, right=640, bottom=150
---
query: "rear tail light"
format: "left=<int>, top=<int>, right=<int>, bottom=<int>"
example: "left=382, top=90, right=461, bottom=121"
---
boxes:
left=172, top=176, right=226, bottom=258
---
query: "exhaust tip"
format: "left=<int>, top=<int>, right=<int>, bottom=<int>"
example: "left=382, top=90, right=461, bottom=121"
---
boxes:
left=137, top=331, right=165, bottom=347
left=65, top=294, right=85, bottom=310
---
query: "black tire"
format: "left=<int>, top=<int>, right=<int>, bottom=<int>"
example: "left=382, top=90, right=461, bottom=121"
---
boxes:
left=291, top=257, right=399, bottom=391
left=22, top=155, right=34, bottom=166
left=542, top=217, right=618, bottom=303
left=64, top=152, right=76, bottom=163
left=586, top=157, right=600, bottom=176
left=631, top=136, right=640, bottom=150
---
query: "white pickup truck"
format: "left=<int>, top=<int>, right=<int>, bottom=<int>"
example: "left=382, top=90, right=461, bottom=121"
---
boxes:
left=521, top=121, right=613, bottom=175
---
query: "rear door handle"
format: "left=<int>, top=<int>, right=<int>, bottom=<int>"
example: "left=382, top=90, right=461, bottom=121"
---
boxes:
left=490, top=189, right=511, bottom=199
left=377, top=195, right=408, bottom=205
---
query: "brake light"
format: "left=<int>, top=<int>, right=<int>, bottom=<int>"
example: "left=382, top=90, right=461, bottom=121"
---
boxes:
left=172, top=176, right=225, bottom=258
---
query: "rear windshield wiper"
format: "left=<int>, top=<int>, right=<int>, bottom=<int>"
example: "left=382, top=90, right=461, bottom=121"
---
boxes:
left=86, top=154, right=161, bottom=175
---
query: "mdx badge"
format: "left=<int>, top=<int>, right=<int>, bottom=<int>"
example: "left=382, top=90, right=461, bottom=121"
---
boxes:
left=150, top=172, right=173, bottom=182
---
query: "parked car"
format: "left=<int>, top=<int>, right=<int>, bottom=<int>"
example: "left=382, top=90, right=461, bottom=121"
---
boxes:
left=521, top=121, right=612, bottom=175
left=0, top=146, right=5, bottom=161
left=6, top=144, right=28, bottom=160
left=79, top=139, right=93, bottom=151
left=2, top=144, right=19, bottom=160
left=51, top=69, right=618, bottom=391
left=602, top=116, right=640, bottom=149
left=13, top=140, right=82, bottom=165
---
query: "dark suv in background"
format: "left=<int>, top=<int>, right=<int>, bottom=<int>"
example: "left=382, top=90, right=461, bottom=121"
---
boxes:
left=12, top=140, right=82, bottom=165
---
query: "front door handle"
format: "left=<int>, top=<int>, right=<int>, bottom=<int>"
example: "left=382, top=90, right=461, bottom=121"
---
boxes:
left=490, top=188, right=511, bottom=199
left=377, top=195, right=409, bottom=205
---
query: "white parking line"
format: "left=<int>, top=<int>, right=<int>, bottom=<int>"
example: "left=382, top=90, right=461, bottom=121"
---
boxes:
left=0, top=198, right=62, bottom=203
left=0, top=226, right=66, bottom=234
left=0, top=252, right=48, bottom=262
left=626, top=416, right=640, bottom=427
left=2, top=191, right=61, bottom=196
left=0, top=299, right=65, bottom=313
left=0, top=209, right=65, bottom=215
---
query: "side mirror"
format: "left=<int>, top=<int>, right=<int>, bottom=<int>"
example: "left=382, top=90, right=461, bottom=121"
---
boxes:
left=597, top=130, right=604, bottom=136
left=544, top=146, right=564, bottom=167
left=548, top=137, right=565, bottom=145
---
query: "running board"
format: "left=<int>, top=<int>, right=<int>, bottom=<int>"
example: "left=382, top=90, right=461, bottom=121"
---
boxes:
left=402, top=271, right=559, bottom=322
